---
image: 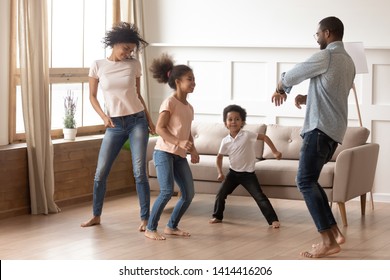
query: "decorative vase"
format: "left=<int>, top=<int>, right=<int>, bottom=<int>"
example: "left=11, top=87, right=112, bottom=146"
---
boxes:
left=63, top=128, right=77, bottom=141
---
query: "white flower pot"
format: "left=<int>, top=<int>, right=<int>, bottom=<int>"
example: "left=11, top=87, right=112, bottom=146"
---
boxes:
left=63, top=128, right=77, bottom=141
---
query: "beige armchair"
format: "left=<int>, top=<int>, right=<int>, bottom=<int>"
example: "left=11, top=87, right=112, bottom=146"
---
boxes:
left=333, top=142, right=380, bottom=226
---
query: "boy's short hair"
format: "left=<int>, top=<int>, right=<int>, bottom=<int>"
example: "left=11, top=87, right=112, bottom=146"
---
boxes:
left=223, top=104, right=247, bottom=122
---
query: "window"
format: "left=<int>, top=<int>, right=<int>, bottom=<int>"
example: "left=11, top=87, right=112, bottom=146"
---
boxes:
left=11, top=0, right=114, bottom=142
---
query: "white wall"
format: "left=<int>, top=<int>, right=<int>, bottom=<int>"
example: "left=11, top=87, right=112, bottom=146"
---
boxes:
left=143, top=0, right=390, bottom=202
left=0, top=0, right=10, bottom=145
left=144, top=0, right=390, bottom=48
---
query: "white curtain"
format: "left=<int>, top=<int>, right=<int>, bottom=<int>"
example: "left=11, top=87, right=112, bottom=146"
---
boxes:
left=120, top=0, right=151, bottom=110
left=18, top=0, right=60, bottom=214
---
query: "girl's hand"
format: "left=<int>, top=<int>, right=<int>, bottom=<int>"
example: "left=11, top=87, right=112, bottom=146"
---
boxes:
left=190, top=150, right=200, bottom=164
left=178, top=140, right=193, bottom=151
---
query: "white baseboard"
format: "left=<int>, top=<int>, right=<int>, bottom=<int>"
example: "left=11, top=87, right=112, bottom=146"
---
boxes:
left=372, top=193, right=390, bottom=203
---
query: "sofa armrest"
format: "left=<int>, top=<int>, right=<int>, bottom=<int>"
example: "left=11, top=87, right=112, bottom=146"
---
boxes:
left=146, top=137, right=158, bottom=162
left=332, top=143, right=379, bottom=202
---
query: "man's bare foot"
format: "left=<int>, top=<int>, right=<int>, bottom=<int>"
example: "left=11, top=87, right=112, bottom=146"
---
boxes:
left=144, top=230, right=166, bottom=240
left=80, top=216, right=100, bottom=227
left=301, top=242, right=341, bottom=258
left=271, top=221, right=280, bottom=228
left=209, top=218, right=222, bottom=224
left=312, top=225, right=346, bottom=247
left=164, top=227, right=191, bottom=237
left=331, top=225, right=345, bottom=245
left=138, top=220, right=148, bottom=232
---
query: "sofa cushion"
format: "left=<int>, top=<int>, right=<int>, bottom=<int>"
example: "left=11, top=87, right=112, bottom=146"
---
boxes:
left=262, top=125, right=302, bottom=160
left=191, top=121, right=266, bottom=158
left=148, top=156, right=334, bottom=188
left=262, top=125, right=370, bottom=161
left=254, top=159, right=334, bottom=188
left=331, top=126, right=370, bottom=161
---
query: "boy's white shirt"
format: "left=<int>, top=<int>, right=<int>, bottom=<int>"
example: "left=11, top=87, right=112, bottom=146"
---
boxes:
left=218, top=129, right=258, bottom=173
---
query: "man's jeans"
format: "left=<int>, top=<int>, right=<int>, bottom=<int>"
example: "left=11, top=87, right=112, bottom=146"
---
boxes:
left=296, top=129, right=339, bottom=232
left=147, top=150, right=195, bottom=231
left=92, top=111, right=150, bottom=220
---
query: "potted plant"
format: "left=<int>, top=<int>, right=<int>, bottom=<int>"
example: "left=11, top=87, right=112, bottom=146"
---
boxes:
left=63, top=90, right=77, bottom=140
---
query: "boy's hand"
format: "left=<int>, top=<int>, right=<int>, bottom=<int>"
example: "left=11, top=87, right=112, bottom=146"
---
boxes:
left=273, top=151, right=282, bottom=160
left=217, top=173, right=225, bottom=182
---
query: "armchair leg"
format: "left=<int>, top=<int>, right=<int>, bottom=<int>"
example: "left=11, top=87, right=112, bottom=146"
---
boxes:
left=370, top=191, right=374, bottom=210
left=361, top=193, right=367, bottom=216
left=337, top=202, right=348, bottom=227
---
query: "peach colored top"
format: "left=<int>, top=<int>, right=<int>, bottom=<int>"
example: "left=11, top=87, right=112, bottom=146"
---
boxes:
left=155, top=95, right=194, bottom=158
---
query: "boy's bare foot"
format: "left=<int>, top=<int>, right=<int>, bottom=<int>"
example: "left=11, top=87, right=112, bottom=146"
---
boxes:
left=144, top=230, right=166, bottom=240
left=301, top=242, right=341, bottom=258
left=209, top=218, right=222, bottom=224
left=271, top=221, right=280, bottom=228
left=138, top=220, right=148, bottom=232
left=164, top=227, right=191, bottom=237
left=80, top=216, right=100, bottom=227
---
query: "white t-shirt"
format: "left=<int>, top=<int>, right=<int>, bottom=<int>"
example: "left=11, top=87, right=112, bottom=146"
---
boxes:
left=89, top=58, right=144, bottom=117
left=218, top=129, right=258, bottom=173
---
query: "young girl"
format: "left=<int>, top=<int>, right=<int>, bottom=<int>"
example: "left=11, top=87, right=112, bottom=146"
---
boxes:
left=81, top=22, right=155, bottom=231
left=145, top=53, right=199, bottom=240
left=210, top=104, right=281, bottom=228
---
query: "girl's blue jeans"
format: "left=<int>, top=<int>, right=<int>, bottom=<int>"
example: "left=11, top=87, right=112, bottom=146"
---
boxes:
left=92, top=111, right=150, bottom=221
left=147, top=150, right=195, bottom=231
left=296, top=129, right=338, bottom=232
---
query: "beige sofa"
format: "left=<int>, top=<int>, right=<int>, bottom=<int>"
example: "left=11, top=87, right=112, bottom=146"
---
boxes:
left=146, top=122, right=380, bottom=226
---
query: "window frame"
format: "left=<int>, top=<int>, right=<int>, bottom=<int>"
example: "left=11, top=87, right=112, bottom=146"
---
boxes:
left=9, top=0, right=114, bottom=143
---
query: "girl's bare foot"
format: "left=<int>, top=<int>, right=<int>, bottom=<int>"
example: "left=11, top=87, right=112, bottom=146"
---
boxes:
left=301, top=242, right=341, bottom=258
left=164, top=227, right=191, bottom=237
left=271, top=221, right=280, bottom=228
left=138, top=220, right=148, bottom=232
left=209, top=218, right=222, bottom=224
left=144, top=230, right=166, bottom=240
left=80, top=216, right=100, bottom=227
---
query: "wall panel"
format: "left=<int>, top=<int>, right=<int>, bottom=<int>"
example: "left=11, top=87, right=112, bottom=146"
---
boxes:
left=146, top=45, right=390, bottom=202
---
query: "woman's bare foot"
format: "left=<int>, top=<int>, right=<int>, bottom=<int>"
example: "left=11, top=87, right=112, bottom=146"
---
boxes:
left=271, top=221, right=280, bottom=228
left=301, top=242, right=341, bottom=258
left=144, top=230, right=166, bottom=240
left=138, top=220, right=148, bottom=232
left=80, top=216, right=100, bottom=227
left=209, top=218, right=222, bottom=224
left=164, top=227, right=191, bottom=237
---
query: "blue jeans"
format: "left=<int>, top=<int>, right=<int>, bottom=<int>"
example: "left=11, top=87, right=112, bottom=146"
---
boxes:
left=147, top=150, right=195, bottom=231
left=296, top=129, right=339, bottom=232
left=212, top=169, right=279, bottom=225
left=92, top=111, right=150, bottom=220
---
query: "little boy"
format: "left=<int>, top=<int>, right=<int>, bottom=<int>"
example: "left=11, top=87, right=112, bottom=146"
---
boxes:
left=209, top=104, right=282, bottom=228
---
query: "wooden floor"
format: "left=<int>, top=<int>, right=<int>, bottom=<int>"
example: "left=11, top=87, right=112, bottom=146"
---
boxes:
left=1, top=191, right=390, bottom=260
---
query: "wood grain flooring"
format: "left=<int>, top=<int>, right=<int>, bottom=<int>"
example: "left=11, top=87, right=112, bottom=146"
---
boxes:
left=1, top=191, right=390, bottom=260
